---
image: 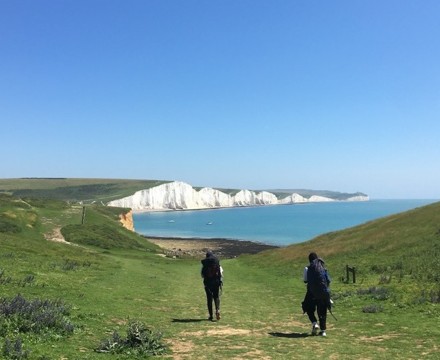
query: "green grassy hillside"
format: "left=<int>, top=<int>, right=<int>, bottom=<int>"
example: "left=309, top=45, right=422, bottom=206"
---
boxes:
left=0, top=178, right=171, bottom=203
left=251, top=201, right=440, bottom=284
left=0, top=193, right=438, bottom=359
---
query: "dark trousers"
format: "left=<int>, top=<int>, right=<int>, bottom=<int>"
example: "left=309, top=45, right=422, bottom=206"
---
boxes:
left=303, top=291, right=327, bottom=331
left=204, top=282, right=220, bottom=318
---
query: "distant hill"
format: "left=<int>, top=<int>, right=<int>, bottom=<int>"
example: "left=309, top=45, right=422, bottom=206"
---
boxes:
left=0, top=178, right=367, bottom=203
left=0, top=178, right=171, bottom=203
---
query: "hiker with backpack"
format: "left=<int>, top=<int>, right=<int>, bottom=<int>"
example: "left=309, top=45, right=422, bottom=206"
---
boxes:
left=302, top=252, right=331, bottom=336
left=201, top=251, right=223, bottom=321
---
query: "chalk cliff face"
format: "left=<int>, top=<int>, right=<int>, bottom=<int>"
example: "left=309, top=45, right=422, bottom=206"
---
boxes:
left=279, top=193, right=307, bottom=204
left=308, top=195, right=335, bottom=202
left=119, top=210, right=135, bottom=231
left=108, top=181, right=369, bottom=212
left=346, top=195, right=369, bottom=201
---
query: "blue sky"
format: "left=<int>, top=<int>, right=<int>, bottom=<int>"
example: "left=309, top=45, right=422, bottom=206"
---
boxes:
left=1, top=1, right=439, bottom=199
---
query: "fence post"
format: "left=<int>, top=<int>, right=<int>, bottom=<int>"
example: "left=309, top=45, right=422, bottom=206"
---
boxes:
left=346, top=265, right=356, bottom=283
left=81, top=206, right=86, bottom=225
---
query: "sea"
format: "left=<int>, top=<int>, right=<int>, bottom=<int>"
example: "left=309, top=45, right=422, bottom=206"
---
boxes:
left=133, top=199, right=438, bottom=247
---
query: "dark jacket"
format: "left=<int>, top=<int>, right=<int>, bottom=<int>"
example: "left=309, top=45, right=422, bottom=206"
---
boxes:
left=201, top=256, right=221, bottom=286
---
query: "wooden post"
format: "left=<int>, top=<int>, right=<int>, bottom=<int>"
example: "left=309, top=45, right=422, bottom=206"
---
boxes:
left=346, top=265, right=356, bottom=283
left=81, top=206, right=86, bottom=225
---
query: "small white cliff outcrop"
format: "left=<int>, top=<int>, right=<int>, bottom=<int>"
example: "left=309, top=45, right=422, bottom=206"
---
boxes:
left=108, top=181, right=369, bottom=212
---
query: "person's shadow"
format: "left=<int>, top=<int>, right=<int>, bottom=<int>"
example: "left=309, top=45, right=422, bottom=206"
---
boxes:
left=172, top=318, right=208, bottom=323
left=269, top=332, right=310, bottom=338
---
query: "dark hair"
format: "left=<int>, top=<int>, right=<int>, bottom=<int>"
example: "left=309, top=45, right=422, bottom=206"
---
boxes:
left=308, top=252, right=318, bottom=263
left=206, top=251, right=214, bottom=258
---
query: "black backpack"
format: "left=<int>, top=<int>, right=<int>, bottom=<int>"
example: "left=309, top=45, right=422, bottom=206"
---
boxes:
left=307, top=258, right=330, bottom=300
left=202, top=258, right=221, bottom=280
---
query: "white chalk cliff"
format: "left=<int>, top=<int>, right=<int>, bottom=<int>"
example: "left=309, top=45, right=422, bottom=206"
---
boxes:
left=108, top=181, right=369, bottom=212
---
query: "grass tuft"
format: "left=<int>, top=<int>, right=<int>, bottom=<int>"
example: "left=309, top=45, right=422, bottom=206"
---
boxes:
left=0, top=270, right=13, bottom=285
left=362, top=304, right=384, bottom=313
left=95, top=319, right=167, bottom=357
left=2, top=337, right=30, bottom=359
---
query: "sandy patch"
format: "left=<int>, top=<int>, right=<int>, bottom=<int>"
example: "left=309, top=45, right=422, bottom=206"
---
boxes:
left=44, top=227, right=70, bottom=244
left=239, top=350, right=271, bottom=360
left=358, top=333, right=399, bottom=342
left=182, top=326, right=252, bottom=337
left=166, top=338, right=196, bottom=360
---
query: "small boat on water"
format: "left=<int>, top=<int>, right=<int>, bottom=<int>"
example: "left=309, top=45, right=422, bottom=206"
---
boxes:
left=206, top=221, right=213, bottom=225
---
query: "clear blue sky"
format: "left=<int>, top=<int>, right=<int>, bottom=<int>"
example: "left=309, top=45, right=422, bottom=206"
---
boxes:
left=1, top=1, right=439, bottom=199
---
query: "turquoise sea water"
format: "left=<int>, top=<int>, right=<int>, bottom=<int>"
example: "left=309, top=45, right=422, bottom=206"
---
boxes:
left=133, top=199, right=438, bottom=246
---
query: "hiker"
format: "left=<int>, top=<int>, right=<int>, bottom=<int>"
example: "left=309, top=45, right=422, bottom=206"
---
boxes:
left=302, top=252, right=331, bottom=336
left=201, top=251, right=223, bottom=321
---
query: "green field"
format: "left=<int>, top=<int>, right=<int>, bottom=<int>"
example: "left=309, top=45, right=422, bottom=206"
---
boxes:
left=0, top=188, right=439, bottom=359
left=0, top=178, right=171, bottom=203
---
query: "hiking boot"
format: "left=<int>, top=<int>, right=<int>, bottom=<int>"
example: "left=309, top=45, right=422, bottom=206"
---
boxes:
left=208, top=316, right=213, bottom=321
left=311, top=323, right=319, bottom=335
left=319, top=331, right=326, bottom=337
left=216, top=311, right=221, bottom=320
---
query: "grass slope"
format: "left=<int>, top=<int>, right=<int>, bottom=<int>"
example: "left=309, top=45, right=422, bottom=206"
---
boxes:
left=0, top=194, right=439, bottom=359
left=0, top=178, right=171, bottom=203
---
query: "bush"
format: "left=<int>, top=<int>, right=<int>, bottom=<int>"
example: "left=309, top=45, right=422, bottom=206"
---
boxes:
left=415, top=289, right=440, bottom=304
left=17, top=275, right=35, bottom=287
left=0, top=294, right=74, bottom=336
left=2, top=337, right=30, bottom=359
left=0, top=215, right=22, bottom=233
left=357, top=286, right=390, bottom=300
left=95, top=319, right=167, bottom=357
left=0, top=270, right=13, bottom=285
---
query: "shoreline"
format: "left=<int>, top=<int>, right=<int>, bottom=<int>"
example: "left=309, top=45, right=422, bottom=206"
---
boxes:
left=143, top=235, right=279, bottom=259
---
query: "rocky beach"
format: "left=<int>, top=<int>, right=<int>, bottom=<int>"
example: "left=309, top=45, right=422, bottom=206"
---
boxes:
left=145, top=236, right=278, bottom=259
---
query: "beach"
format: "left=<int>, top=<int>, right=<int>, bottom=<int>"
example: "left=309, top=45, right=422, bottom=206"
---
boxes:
left=144, top=236, right=278, bottom=259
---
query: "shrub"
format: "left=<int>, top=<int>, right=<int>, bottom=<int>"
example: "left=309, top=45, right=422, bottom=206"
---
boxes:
left=2, top=337, right=30, bottom=359
left=416, top=289, right=440, bottom=304
left=95, top=319, right=167, bottom=357
left=357, top=286, right=390, bottom=300
left=61, top=259, right=80, bottom=271
left=17, top=275, right=35, bottom=287
left=0, top=270, right=13, bottom=285
left=49, top=259, right=92, bottom=272
left=0, top=215, right=22, bottom=233
left=0, top=294, right=74, bottom=336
